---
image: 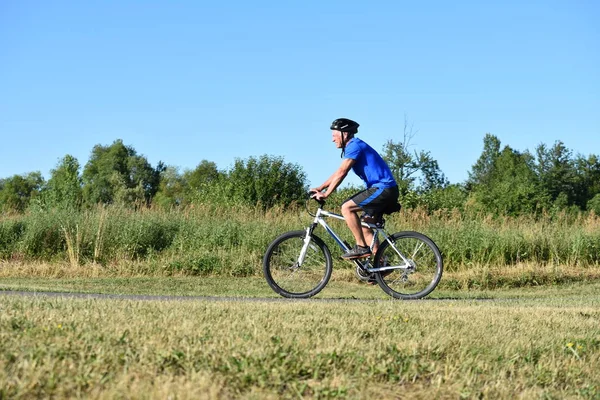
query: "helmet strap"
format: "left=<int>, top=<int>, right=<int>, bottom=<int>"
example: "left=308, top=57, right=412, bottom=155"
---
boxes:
left=340, top=132, right=346, bottom=158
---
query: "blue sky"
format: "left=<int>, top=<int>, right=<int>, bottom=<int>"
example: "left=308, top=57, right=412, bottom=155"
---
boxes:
left=1, top=0, right=598, bottom=188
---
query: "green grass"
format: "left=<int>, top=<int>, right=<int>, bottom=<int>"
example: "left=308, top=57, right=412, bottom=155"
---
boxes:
left=2, top=276, right=600, bottom=303
left=0, top=276, right=485, bottom=300
left=1, top=281, right=599, bottom=399
left=2, top=203, right=600, bottom=276
left=3, top=203, right=600, bottom=398
left=0, top=276, right=278, bottom=298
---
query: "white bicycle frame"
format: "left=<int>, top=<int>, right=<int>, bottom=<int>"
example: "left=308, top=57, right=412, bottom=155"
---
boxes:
left=297, top=206, right=415, bottom=273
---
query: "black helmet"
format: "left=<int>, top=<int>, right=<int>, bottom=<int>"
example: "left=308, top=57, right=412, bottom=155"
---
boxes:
left=330, top=118, right=359, bottom=134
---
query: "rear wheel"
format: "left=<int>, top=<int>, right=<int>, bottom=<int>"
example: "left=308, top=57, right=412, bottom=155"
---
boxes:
left=263, top=231, right=332, bottom=298
left=373, top=231, right=443, bottom=299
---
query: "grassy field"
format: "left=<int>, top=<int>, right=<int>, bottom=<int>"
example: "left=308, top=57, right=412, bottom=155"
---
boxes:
left=2, top=203, right=600, bottom=279
left=2, top=204, right=600, bottom=398
left=1, top=278, right=599, bottom=399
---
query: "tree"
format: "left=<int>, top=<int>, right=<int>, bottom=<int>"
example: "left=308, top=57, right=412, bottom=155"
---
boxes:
left=415, top=152, right=449, bottom=192
left=82, top=139, right=165, bottom=206
left=469, top=145, right=540, bottom=216
left=535, top=141, right=577, bottom=209
left=382, top=118, right=448, bottom=197
left=0, top=172, right=45, bottom=213
left=467, top=133, right=501, bottom=189
left=226, top=155, right=307, bottom=208
left=587, top=193, right=600, bottom=215
left=44, top=155, right=83, bottom=209
left=153, top=166, right=186, bottom=209
left=574, top=154, right=600, bottom=210
left=184, top=160, right=222, bottom=190
left=154, top=161, right=226, bottom=209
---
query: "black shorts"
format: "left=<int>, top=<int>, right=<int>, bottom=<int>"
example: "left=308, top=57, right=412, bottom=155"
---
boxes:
left=345, top=186, right=400, bottom=218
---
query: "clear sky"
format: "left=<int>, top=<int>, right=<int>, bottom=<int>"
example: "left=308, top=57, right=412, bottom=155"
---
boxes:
left=1, top=0, right=598, bottom=188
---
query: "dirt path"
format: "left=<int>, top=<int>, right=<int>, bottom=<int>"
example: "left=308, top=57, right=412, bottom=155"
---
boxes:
left=0, top=289, right=502, bottom=302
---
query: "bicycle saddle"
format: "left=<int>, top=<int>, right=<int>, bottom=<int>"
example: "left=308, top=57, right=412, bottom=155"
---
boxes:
left=383, top=202, right=402, bottom=215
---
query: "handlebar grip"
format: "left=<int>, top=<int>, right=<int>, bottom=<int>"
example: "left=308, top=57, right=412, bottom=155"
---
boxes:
left=307, top=191, right=325, bottom=206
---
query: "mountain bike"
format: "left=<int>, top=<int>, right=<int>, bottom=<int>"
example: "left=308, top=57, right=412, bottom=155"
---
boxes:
left=262, top=193, right=443, bottom=299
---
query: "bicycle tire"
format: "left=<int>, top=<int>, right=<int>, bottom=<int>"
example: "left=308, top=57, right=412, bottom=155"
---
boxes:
left=373, top=231, right=443, bottom=300
left=263, top=230, right=333, bottom=298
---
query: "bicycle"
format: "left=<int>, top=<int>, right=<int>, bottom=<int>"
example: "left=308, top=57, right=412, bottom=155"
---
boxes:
left=262, top=193, right=443, bottom=299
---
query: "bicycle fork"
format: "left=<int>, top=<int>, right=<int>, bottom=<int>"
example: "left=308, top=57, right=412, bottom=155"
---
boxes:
left=296, top=228, right=312, bottom=267
left=296, top=220, right=320, bottom=267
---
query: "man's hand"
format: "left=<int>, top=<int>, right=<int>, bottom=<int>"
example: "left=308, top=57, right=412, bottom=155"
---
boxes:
left=310, top=190, right=327, bottom=201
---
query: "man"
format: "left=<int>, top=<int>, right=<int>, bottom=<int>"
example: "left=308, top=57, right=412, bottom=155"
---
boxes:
left=311, top=118, right=400, bottom=259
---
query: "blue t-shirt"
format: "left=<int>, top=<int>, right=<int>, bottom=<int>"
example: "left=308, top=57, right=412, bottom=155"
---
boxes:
left=344, top=137, right=397, bottom=188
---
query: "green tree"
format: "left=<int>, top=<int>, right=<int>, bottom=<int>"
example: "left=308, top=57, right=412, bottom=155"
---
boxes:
left=184, top=160, right=222, bottom=190
left=467, top=133, right=501, bottom=190
left=44, top=155, right=83, bottom=209
left=0, top=172, right=45, bottom=213
left=416, top=153, right=449, bottom=192
left=153, top=166, right=186, bottom=209
left=535, top=141, right=577, bottom=209
left=587, top=193, right=600, bottom=215
left=154, top=161, right=226, bottom=209
left=574, top=154, right=600, bottom=210
left=226, top=155, right=307, bottom=208
left=469, top=139, right=540, bottom=216
left=82, top=139, right=165, bottom=206
left=382, top=139, right=416, bottom=195
left=382, top=119, right=448, bottom=197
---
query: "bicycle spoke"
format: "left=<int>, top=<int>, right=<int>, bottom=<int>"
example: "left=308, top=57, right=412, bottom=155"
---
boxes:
left=410, top=241, right=425, bottom=259
left=374, top=232, right=442, bottom=299
left=263, top=231, right=332, bottom=298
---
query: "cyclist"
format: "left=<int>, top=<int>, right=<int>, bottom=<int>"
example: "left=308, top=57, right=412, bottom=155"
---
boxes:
left=311, top=118, right=400, bottom=259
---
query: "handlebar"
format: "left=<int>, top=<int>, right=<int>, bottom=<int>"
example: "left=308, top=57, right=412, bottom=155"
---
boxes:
left=307, top=191, right=326, bottom=205
left=306, top=191, right=325, bottom=216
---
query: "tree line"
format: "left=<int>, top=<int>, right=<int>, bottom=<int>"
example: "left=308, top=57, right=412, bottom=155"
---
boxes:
left=1, top=134, right=600, bottom=217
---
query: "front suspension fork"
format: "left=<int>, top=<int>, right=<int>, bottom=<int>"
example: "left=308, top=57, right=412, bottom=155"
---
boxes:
left=296, top=223, right=317, bottom=267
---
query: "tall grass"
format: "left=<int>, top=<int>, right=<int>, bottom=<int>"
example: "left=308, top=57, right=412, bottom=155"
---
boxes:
left=1, top=203, right=600, bottom=277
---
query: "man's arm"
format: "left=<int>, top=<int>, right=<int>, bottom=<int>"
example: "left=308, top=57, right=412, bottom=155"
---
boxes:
left=313, top=175, right=333, bottom=193
left=313, top=158, right=355, bottom=199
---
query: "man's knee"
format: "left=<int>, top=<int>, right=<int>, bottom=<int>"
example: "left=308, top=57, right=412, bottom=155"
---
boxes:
left=341, top=200, right=361, bottom=214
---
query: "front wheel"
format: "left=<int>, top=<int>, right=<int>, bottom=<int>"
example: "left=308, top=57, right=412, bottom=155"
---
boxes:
left=263, top=231, right=333, bottom=298
left=373, top=231, right=443, bottom=300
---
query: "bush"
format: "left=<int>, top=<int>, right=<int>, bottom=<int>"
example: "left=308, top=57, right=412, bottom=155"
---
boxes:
left=587, top=194, right=600, bottom=215
left=0, top=218, right=25, bottom=259
left=17, top=209, right=69, bottom=259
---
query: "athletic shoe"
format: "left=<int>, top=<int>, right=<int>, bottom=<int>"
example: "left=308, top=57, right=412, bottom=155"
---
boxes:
left=341, top=245, right=372, bottom=260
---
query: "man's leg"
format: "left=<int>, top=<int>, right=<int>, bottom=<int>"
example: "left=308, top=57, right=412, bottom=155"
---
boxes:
left=349, top=186, right=398, bottom=255
left=340, top=200, right=372, bottom=259
left=361, top=215, right=379, bottom=253
left=341, top=200, right=367, bottom=247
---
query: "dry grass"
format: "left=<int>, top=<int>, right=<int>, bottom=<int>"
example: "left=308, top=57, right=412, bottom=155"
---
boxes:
left=1, top=289, right=599, bottom=399
left=2, top=259, right=599, bottom=293
left=0, top=260, right=128, bottom=279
